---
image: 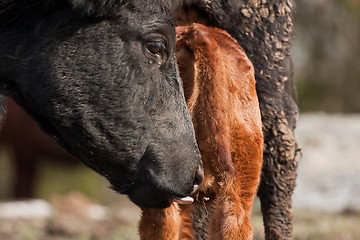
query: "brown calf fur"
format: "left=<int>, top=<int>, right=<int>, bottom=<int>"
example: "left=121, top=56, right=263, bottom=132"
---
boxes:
left=139, top=23, right=263, bottom=240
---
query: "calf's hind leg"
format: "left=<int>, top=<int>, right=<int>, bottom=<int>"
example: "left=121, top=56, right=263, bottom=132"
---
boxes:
left=209, top=174, right=253, bottom=240
left=139, top=204, right=181, bottom=240
left=210, top=132, right=263, bottom=240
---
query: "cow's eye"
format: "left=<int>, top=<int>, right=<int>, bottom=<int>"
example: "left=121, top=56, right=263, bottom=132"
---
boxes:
left=146, top=42, right=163, bottom=55
left=144, top=41, right=167, bottom=64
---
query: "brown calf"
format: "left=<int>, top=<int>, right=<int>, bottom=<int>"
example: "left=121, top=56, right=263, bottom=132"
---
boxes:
left=139, top=24, right=263, bottom=239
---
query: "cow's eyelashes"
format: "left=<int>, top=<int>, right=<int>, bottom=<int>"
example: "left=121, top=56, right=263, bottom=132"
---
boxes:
left=144, top=41, right=167, bottom=64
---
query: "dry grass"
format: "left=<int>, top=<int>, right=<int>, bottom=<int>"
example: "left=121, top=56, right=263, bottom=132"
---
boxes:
left=1, top=148, right=360, bottom=240
left=252, top=202, right=360, bottom=240
left=1, top=197, right=359, bottom=240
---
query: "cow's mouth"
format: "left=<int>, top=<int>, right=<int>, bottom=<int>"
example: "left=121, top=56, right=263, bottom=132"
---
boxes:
left=173, top=181, right=201, bottom=205
left=110, top=177, right=201, bottom=208
left=108, top=148, right=203, bottom=208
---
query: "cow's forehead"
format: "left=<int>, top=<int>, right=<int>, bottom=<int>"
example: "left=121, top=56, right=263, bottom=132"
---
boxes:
left=69, top=0, right=173, bottom=18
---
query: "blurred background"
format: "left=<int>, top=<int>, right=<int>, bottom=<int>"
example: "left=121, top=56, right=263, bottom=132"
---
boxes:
left=289, top=0, right=360, bottom=239
left=0, top=0, right=359, bottom=239
left=294, top=0, right=360, bottom=113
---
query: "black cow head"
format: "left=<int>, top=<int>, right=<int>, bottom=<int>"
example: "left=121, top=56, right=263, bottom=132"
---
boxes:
left=0, top=0, right=203, bottom=208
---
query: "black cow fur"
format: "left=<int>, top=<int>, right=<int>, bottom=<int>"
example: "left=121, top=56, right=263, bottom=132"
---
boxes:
left=0, top=0, right=299, bottom=239
left=0, top=0, right=203, bottom=209
left=0, top=95, right=5, bottom=126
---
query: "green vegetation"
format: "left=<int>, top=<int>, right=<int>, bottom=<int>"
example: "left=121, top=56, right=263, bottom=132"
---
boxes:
left=294, top=0, right=360, bottom=113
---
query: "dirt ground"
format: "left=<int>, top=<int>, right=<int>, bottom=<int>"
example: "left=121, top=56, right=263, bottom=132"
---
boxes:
left=0, top=113, right=359, bottom=240
left=1, top=194, right=359, bottom=240
left=0, top=192, right=140, bottom=240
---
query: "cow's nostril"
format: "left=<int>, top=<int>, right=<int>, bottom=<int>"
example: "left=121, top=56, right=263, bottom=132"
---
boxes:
left=193, top=165, right=204, bottom=190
